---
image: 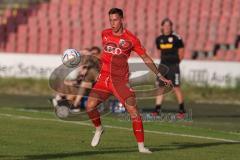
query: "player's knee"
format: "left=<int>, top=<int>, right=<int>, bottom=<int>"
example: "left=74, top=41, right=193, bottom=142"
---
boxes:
left=125, top=105, right=139, bottom=119
left=86, top=98, right=97, bottom=111
left=127, top=106, right=139, bottom=119
left=125, top=96, right=137, bottom=107
left=130, top=112, right=140, bottom=119
left=124, top=96, right=140, bottom=118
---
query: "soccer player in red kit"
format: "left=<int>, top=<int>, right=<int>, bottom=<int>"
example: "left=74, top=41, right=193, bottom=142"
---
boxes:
left=86, top=8, right=171, bottom=154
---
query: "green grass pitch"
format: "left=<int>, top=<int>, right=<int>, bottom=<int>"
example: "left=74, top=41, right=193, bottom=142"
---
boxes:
left=0, top=94, right=240, bottom=160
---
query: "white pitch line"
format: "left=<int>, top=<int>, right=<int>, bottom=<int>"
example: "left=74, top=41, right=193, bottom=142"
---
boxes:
left=0, top=113, right=239, bottom=143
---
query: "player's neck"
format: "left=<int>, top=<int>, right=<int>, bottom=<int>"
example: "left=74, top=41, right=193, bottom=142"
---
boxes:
left=112, top=26, right=124, bottom=36
left=163, top=31, right=172, bottom=36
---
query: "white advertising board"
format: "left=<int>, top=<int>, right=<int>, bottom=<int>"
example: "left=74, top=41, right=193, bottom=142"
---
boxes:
left=0, top=53, right=240, bottom=87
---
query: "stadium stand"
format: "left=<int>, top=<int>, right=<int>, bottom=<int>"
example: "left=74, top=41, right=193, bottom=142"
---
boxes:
left=0, top=0, right=240, bottom=61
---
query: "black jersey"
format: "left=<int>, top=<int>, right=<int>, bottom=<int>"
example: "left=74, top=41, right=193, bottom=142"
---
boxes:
left=155, top=32, right=184, bottom=64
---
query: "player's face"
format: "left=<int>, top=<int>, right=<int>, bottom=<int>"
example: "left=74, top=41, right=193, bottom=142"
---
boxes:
left=109, top=14, right=123, bottom=33
left=162, top=22, right=172, bottom=35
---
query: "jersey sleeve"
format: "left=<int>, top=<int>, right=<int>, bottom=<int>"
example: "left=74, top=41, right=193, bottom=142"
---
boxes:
left=132, top=37, right=146, bottom=55
left=176, top=36, right=184, bottom=48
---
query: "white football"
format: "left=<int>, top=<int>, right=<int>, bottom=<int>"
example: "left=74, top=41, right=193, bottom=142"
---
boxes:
left=56, top=106, right=69, bottom=118
left=62, top=49, right=81, bottom=68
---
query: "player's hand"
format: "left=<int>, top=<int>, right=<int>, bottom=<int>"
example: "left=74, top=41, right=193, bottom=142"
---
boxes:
left=157, top=74, right=172, bottom=86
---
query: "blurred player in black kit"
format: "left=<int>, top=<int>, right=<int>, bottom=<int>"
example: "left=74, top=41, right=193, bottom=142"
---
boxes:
left=154, top=18, right=186, bottom=118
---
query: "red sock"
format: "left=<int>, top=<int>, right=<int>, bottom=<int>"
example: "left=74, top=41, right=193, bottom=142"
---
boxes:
left=87, top=108, right=101, bottom=127
left=132, top=116, right=144, bottom=142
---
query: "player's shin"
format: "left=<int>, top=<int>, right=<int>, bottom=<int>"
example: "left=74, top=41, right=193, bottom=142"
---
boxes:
left=132, top=115, right=144, bottom=142
left=86, top=107, right=102, bottom=127
left=87, top=106, right=104, bottom=147
left=132, top=115, right=152, bottom=153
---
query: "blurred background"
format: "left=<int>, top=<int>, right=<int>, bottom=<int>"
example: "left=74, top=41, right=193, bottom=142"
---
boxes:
left=0, top=0, right=239, bottom=59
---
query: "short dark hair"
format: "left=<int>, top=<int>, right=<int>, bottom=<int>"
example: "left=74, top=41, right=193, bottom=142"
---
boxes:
left=108, top=8, right=123, bottom=18
left=161, top=18, right=173, bottom=26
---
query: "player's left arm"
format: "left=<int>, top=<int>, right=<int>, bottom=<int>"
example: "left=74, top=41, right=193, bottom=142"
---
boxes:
left=139, top=53, right=171, bottom=84
left=178, top=48, right=184, bottom=62
left=176, top=34, right=185, bottom=62
left=139, top=53, right=159, bottom=75
left=133, top=36, right=171, bottom=85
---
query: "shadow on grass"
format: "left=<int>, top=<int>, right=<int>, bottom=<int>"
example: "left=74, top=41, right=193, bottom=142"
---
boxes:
left=150, top=141, right=240, bottom=152
left=24, top=148, right=137, bottom=160
left=2, top=142, right=239, bottom=160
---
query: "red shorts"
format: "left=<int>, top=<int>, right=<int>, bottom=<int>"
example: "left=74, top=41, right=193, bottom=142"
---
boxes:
left=89, top=73, right=135, bottom=104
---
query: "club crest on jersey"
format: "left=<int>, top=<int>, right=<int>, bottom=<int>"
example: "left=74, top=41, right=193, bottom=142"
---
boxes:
left=119, top=39, right=132, bottom=50
left=104, top=42, right=122, bottom=55
left=168, top=37, right=173, bottom=42
left=119, top=39, right=125, bottom=45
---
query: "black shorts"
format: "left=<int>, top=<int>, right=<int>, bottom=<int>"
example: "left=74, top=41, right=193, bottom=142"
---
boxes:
left=156, top=63, right=181, bottom=87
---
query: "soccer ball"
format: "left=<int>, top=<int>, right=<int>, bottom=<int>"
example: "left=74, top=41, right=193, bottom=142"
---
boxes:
left=62, top=49, right=81, bottom=68
left=55, top=105, right=69, bottom=118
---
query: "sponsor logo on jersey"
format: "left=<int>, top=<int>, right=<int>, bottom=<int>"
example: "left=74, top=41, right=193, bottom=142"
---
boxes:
left=104, top=42, right=122, bottom=55
left=119, top=39, right=132, bottom=51
left=160, top=43, right=173, bottom=49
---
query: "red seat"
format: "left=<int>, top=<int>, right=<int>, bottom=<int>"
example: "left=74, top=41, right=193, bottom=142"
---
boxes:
left=215, top=49, right=226, bottom=60
left=59, top=1, right=70, bottom=19
left=60, top=26, right=72, bottom=51
left=16, top=24, right=28, bottom=53
left=157, top=0, right=169, bottom=24
left=16, top=43, right=28, bottom=53
left=70, top=5, right=80, bottom=21
left=38, top=27, right=50, bottom=53
left=168, top=0, right=180, bottom=23
left=37, top=3, right=48, bottom=19
left=3, top=9, right=13, bottom=18
left=5, top=33, right=17, bottom=52
left=1, top=0, right=238, bottom=58
left=82, top=29, right=93, bottom=48
left=49, top=42, right=60, bottom=54
left=115, top=0, right=126, bottom=8
left=224, top=50, right=236, bottom=61
left=72, top=27, right=82, bottom=50
left=235, top=49, right=240, bottom=61
left=184, top=49, right=192, bottom=59
left=28, top=41, right=38, bottom=53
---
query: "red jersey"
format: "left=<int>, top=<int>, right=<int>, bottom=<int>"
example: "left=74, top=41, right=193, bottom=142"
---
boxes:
left=100, top=28, right=146, bottom=78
